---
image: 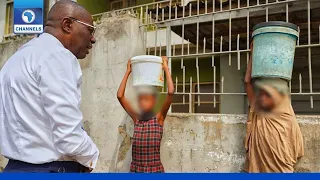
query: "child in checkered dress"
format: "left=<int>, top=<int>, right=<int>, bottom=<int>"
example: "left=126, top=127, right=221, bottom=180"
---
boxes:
left=117, top=56, right=174, bottom=173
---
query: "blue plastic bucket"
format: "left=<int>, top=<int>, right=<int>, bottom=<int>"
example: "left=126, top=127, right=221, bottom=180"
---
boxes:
left=252, top=21, right=299, bottom=80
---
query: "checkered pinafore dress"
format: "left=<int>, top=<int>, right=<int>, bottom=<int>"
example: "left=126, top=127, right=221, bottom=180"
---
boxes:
left=130, top=117, right=164, bottom=173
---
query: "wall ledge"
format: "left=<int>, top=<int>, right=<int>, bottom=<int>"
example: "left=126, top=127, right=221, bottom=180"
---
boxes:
left=1, top=34, right=34, bottom=45
left=168, top=113, right=320, bottom=125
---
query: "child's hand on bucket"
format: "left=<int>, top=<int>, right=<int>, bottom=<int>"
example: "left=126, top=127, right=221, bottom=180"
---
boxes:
left=162, top=56, right=169, bottom=70
left=250, top=40, right=254, bottom=52
left=127, top=59, right=132, bottom=73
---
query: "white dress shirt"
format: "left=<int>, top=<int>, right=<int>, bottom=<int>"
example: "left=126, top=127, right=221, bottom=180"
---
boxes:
left=0, top=33, right=99, bottom=169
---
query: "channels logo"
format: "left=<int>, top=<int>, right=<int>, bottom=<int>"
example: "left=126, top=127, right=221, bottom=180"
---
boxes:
left=21, top=10, right=36, bottom=24
left=14, top=0, right=43, bottom=34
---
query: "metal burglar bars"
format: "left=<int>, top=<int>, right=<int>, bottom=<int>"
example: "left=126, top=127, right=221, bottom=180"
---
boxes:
left=93, top=0, right=320, bottom=114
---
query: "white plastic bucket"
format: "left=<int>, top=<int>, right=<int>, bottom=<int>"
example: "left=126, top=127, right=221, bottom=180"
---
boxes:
left=131, top=55, right=164, bottom=87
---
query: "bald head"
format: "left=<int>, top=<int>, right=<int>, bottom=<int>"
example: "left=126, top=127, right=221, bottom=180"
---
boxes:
left=46, top=0, right=90, bottom=27
left=44, top=0, right=95, bottom=59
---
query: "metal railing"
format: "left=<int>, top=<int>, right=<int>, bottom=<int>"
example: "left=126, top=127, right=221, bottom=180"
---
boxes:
left=93, top=0, right=320, bottom=113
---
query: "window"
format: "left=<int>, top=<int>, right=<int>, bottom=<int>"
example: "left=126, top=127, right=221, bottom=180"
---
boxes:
left=171, top=57, right=221, bottom=114
left=110, top=0, right=136, bottom=10
left=172, top=82, right=220, bottom=113
left=5, top=0, right=14, bottom=35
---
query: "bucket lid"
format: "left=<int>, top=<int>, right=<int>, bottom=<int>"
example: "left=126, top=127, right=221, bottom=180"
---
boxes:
left=253, top=21, right=298, bottom=32
left=131, top=55, right=162, bottom=64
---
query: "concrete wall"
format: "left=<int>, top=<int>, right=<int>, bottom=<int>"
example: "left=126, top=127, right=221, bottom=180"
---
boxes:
left=0, top=15, right=319, bottom=172
left=162, top=114, right=320, bottom=172
left=0, top=0, right=7, bottom=42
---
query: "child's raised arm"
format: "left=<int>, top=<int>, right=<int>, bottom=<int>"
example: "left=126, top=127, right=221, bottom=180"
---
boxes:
left=245, top=41, right=255, bottom=106
left=158, top=56, right=174, bottom=125
left=117, top=60, right=137, bottom=122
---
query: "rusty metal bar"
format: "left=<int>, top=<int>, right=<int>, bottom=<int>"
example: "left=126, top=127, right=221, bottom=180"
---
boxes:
left=175, top=77, right=178, bottom=93
left=175, top=4, right=178, bottom=19
left=237, top=34, right=240, bottom=70
left=229, top=12, right=232, bottom=66
left=196, top=65, right=200, bottom=106
left=154, top=26, right=158, bottom=55
left=183, top=66, right=186, bottom=104
left=189, top=76, right=192, bottom=113
left=221, top=76, right=224, bottom=93
left=197, top=0, right=200, bottom=15
left=162, top=8, right=165, bottom=21
left=213, top=66, right=216, bottom=107
left=169, top=0, right=172, bottom=20
left=299, top=73, right=302, bottom=93
left=205, top=0, right=208, bottom=14
left=156, top=3, right=159, bottom=22
left=203, top=37, right=206, bottom=53
left=173, top=41, right=176, bottom=56
left=182, top=0, right=185, bottom=18
left=307, top=0, right=314, bottom=108
left=247, top=9, right=250, bottom=64
left=212, top=14, right=215, bottom=66
left=286, top=3, right=289, bottom=22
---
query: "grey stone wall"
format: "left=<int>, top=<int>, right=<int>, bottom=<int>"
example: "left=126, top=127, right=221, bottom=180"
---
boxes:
left=161, top=114, right=320, bottom=172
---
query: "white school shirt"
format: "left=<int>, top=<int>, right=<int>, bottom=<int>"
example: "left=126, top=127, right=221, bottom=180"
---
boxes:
left=0, top=33, right=99, bottom=169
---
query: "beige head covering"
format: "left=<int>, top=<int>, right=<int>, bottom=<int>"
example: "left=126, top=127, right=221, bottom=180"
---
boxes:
left=254, top=78, right=290, bottom=110
left=254, top=78, right=289, bottom=95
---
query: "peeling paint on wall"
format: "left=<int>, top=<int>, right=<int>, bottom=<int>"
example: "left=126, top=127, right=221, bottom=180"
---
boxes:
left=117, top=124, right=132, bottom=163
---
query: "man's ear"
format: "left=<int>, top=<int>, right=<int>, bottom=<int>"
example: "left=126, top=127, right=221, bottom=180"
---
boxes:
left=61, top=17, right=72, bottom=34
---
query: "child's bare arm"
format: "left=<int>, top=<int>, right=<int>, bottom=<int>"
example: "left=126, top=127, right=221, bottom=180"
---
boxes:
left=117, top=60, right=137, bottom=122
left=158, top=56, right=174, bottom=124
left=245, top=41, right=255, bottom=106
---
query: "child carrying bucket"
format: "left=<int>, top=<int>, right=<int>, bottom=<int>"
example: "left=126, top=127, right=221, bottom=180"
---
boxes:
left=117, top=56, right=174, bottom=173
left=244, top=21, right=304, bottom=172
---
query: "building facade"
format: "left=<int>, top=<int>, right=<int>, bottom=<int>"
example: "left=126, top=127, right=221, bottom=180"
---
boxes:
left=91, top=0, right=320, bottom=115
